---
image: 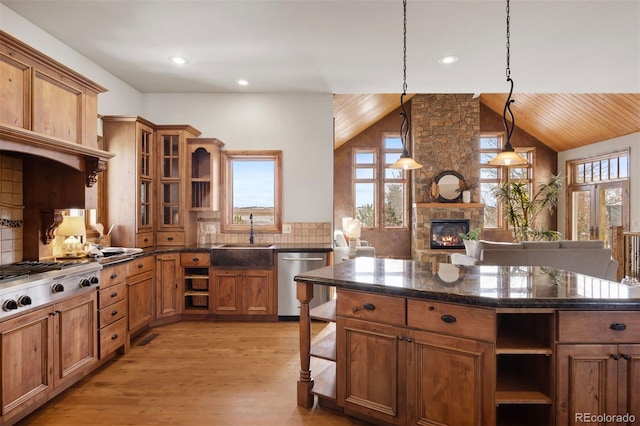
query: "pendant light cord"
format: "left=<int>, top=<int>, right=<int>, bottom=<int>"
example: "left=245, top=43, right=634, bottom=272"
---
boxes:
left=502, top=0, right=516, bottom=150
left=400, top=0, right=410, bottom=153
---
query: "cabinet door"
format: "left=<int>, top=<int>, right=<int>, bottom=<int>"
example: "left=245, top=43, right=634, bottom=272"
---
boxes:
left=32, top=69, right=82, bottom=144
left=407, top=329, right=495, bottom=426
left=128, top=272, right=154, bottom=333
left=0, top=52, right=30, bottom=129
left=155, top=254, right=183, bottom=318
left=137, top=122, right=154, bottom=235
left=556, top=344, right=618, bottom=425
left=242, top=269, right=274, bottom=315
left=0, top=307, right=54, bottom=420
left=53, top=291, right=98, bottom=388
left=212, top=269, right=242, bottom=314
left=337, top=317, right=406, bottom=425
left=157, top=131, right=184, bottom=229
left=618, top=344, right=640, bottom=423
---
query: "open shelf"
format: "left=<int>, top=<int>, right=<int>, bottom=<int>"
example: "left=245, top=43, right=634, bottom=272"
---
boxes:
left=496, top=312, right=553, bottom=354
left=497, top=404, right=553, bottom=426
left=310, top=330, right=336, bottom=361
left=310, top=299, right=336, bottom=322
left=496, top=354, right=553, bottom=405
left=311, top=362, right=337, bottom=401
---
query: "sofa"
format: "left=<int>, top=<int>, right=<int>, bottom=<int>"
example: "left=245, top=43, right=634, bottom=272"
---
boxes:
left=450, top=240, right=619, bottom=281
left=333, top=230, right=375, bottom=263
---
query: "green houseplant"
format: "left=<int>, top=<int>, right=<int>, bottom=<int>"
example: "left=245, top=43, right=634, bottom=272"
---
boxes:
left=491, top=174, right=563, bottom=242
left=459, top=228, right=481, bottom=257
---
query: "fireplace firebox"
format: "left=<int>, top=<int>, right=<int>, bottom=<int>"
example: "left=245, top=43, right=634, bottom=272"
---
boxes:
left=430, top=219, right=469, bottom=249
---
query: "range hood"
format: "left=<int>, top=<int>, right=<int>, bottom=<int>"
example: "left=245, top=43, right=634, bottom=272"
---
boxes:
left=0, top=124, right=114, bottom=187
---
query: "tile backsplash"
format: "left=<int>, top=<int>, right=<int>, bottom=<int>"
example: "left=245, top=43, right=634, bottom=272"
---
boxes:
left=0, top=154, right=24, bottom=264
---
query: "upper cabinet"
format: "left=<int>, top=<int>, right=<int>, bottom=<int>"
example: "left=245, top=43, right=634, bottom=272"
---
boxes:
left=155, top=125, right=201, bottom=245
left=188, top=138, right=224, bottom=212
left=103, top=116, right=157, bottom=248
left=0, top=30, right=107, bottom=151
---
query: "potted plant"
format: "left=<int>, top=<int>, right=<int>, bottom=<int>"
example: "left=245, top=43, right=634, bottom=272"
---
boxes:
left=491, top=174, right=563, bottom=242
left=459, top=228, right=481, bottom=257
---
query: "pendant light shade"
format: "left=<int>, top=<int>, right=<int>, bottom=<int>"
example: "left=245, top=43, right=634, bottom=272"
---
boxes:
left=488, top=0, right=527, bottom=167
left=390, top=0, right=422, bottom=171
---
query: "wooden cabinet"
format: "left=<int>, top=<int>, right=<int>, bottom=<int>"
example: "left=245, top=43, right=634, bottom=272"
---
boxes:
left=102, top=116, right=156, bottom=248
left=182, top=253, right=212, bottom=314
left=212, top=268, right=275, bottom=316
left=0, top=291, right=98, bottom=424
left=188, top=138, right=224, bottom=212
left=98, top=263, right=128, bottom=358
left=155, top=125, right=201, bottom=246
left=155, top=253, right=183, bottom=319
left=0, top=30, right=106, bottom=148
left=127, top=255, right=154, bottom=335
left=335, top=290, right=495, bottom=426
left=556, top=311, right=640, bottom=425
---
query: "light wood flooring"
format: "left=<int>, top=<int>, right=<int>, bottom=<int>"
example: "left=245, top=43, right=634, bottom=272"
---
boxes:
left=19, top=320, right=369, bottom=426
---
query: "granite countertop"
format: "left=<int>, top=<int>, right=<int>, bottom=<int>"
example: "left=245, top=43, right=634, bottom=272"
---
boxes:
left=294, top=257, right=640, bottom=309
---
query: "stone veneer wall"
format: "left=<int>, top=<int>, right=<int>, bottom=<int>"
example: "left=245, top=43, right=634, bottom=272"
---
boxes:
left=409, top=94, right=483, bottom=262
left=0, top=154, right=23, bottom=264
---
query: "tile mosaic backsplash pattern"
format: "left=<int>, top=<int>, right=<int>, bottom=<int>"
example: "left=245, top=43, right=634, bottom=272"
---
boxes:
left=0, top=154, right=24, bottom=264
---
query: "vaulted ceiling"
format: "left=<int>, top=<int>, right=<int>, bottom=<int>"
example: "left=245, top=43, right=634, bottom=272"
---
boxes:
left=333, top=94, right=640, bottom=152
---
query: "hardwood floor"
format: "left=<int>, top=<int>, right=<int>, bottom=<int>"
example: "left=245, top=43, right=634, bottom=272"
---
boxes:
left=19, top=320, right=369, bottom=425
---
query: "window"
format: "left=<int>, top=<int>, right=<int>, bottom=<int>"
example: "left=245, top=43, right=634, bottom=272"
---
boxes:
left=480, top=133, right=533, bottom=229
left=221, top=151, right=282, bottom=233
left=353, top=135, right=408, bottom=229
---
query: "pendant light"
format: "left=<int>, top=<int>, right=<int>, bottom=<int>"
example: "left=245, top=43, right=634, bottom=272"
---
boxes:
left=488, top=0, right=527, bottom=167
left=390, top=0, right=422, bottom=170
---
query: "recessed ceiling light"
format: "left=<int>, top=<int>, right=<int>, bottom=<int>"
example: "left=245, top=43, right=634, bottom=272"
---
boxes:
left=439, top=56, right=459, bottom=64
left=169, top=56, right=188, bottom=65
left=237, top=79, right=249, bottom=86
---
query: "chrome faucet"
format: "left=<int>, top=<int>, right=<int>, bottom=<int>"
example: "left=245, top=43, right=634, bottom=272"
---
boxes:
left=249, top=213, right=254, bottom=244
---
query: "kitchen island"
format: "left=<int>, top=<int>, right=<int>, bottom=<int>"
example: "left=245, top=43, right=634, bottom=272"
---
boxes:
left=295, top=257, right=640, bottom=426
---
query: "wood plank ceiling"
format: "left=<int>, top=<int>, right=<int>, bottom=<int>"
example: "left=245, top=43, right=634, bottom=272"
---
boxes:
left=333, top=94, right=640, bottom=152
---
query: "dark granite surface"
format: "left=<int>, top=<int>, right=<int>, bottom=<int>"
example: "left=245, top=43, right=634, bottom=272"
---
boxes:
left=294, top=257, right=640, bottom=309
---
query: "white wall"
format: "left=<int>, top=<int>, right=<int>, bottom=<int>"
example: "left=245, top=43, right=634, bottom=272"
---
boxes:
left=557, top=132, right=640, bottom=235
left=1, top=5, right=335, bottom=224
left=142, top=93, right=334, bottom=222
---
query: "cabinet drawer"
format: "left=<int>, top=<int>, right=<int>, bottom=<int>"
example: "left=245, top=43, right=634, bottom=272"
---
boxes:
left=407, top=299, right=495, bottom=342
left=558, top=311, right=640, bottom=343
left=337, top=290, right=406, bottom=326
left=99, top=299, right=127, bottom=328
left=99, top=318, right=127, bottom=358
left=181, top=252, right=210, bottom=267
left=98, top=281, right=126, bottom=309
left=156, top=231, right=185, bottom=246
left=100, top=263, right=127, bottom=289
left=136, top=232, right=154, bottom=248
left=127, top=255, right=154, bottom=276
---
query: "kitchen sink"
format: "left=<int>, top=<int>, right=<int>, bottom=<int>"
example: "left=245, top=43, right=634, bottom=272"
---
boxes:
left=210, top=244, right=274, bottom=268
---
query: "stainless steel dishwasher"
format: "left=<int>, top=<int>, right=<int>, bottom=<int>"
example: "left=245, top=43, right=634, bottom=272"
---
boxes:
left=277, top=252, right=329, bottom=318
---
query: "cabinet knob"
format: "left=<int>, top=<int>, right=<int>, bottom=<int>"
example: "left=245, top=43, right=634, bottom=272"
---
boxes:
left=192, top=257, right=200, bottom=262
left=610, top=353, right=619, bottom=360
left=111, top=334, right=119, bottom=340
left=168, top=237, right=174, bottom=241
left=621, top=353, right=631, bottom=360
left=111, top=292, right=118, bottom=298
left=397, top=335, right=404, bottom=341
left=111, top=310, right=118, bottom=316
left=610, top=322, right=627, bottom=331
left=137, top=263, right=144, bottom=269
left=111, top=273, right=118, bottom=279
left=406, top=337, right=414, bottom=343
left=441, top=314, right=457, bottom=324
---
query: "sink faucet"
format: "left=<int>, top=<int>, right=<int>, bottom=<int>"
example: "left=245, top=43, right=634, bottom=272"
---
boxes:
left=249, top=213, right=254, bottom=244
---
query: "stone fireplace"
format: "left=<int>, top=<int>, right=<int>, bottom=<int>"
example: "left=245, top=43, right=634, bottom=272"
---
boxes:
left=430, top=219, right=469, bottom=250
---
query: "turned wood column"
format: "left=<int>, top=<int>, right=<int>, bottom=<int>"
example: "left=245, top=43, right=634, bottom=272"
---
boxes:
left=296, top=281, right=314, bottom=408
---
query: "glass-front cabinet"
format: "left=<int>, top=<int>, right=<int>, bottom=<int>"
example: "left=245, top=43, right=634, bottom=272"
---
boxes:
left=155, top=125, right=201, bottom=246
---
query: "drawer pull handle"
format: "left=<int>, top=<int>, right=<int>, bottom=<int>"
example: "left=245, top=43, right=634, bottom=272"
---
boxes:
left=441, top=314, right=457, bottom=324
left=111, top=334, right=119, bottom=340
left=621, top=353, right=631, bottom=360
left=193, top=257, right=200, bottom=262
left=111, top=310, right=118, bottom=316
left=110, top=292, right=118, bottom=298
left=363, top=303, right=376, bottom=311
left=611, top=353, right=619, bottom=360
left=610, top=322, right=627, bottom=331
left=137, top=263, right=144, bottom=268
left=110, top=273, right=118, bottom=279
left=168, top=237, right=174, bottom=241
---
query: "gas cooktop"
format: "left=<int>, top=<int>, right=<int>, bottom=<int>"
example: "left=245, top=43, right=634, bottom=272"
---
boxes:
left=0, top=260, right=91, bottom=283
